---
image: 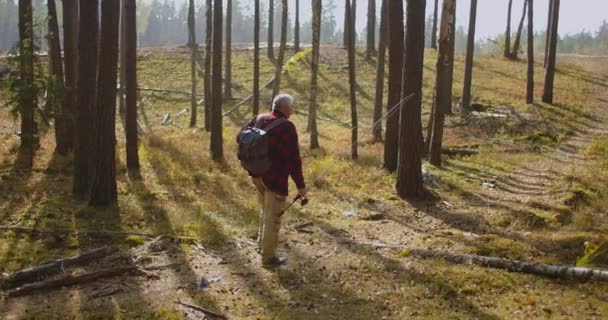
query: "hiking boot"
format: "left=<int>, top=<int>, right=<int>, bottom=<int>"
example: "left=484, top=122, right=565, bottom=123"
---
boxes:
left=262, top=256, right=288, bottom=267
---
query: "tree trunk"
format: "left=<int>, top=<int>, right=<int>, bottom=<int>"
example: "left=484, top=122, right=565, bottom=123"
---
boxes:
left=430, top=0, right=439, bottom=49
left=383, top=0, right=404, bottom=172
left=445, top=3, right=456, bottom=115
left=542, top=0, right=560, bottom=104
left=511, top=0, right=528, bottom=59
left=119, top=5, right=126, bottom=117
left=429, top=0, right=455, bottom=167
left=504, top=0, right=513, bottom=58
left=204, top=0, right=212, bottom=131
left=73, top=0, right=99, bottom=199
left=17, top=0, right=37, bottom=169
left=343, top=0, right=348, bottom=48
left=346, top=0, right=358, bottom=160
left=365, top=0, right=375, bottom=59
left=396, top=0, right=426, bottom=199
left=294, top=0, right=300, bottom=52
left=62, top=0, right=78, bottom=155
left=526, top=0, right=534, bottom=104
left=309, top=0, right=321, bottom=149
left=89, top=0, right=120, bottom=206
left=47, top=0, right=67, bottom=155
left=461, top=0, right=478, bottom=117
left=188, top=0, right=198, bottom=127
left=271, top=0, right=288, bottom=100
left=268, top=0, right=274, bottom=59
left=544, top=0, right=554, bottom=68
left=224, top=0, right=232, bottom=99
left=210, top=0, right=223, bottom=161
left=124, top=0, right=140, bottom=171
left=372, top=0, right=387, bottom=142
left=253, top=0, right=260, bottom=115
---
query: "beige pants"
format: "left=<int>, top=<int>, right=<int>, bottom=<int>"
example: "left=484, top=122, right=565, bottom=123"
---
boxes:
left=253, top=178, right=287, bottom=263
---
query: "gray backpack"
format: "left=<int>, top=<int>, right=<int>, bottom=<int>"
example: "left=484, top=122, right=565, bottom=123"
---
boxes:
left=237, top=116, right=288, bottom=176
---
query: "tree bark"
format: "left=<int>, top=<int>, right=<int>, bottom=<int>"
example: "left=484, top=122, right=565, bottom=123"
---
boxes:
left=396, top=0, right=426, bottom=199
left=204, top=0, right=212, bottom=131
left=124, top=0, right=140, bottom=171
left=188, top=0, right=198, bottom=127
left=431, top=0, right=439, bottom=49
left=309, top=0, right=321, bottom=149
left=445, top=2, right=456, bottom=115
left=429, top=0, right=456, bottom=167
left=346, top=0, right=358, bottom=160
left=383, top=0, right=404, bottom=172
left=343, top=0, right=349, bottom=48
left=372, top=0, right=387, bottom=142
left=544, top=0, right=554, bottom=68
left=210, top=0, right=223, bottom=161
left=224, top=0, right=232, bottom=99
left=271, top=0, right=288, bottom=100
left=461, top=0, right=478, bottom=117
left=365, top=0, right=376, bottom=59
left=526, top=0, right=534, bottom=104
left=511, top=0, right=528, bottom=59
left=73, top=0, right=99, bottom=199
left=18, top=0, right=37, bottom=169
left=542, top=0, right=560, bottom=104
left=47, top=0, right=67, bottom=155
left=89, top=0, right=120, bottom=206
left=294, top=0, right=300, bottom=52
left=504, top=0, right=513, bottom=58
left=62, top=0, right=78, bottom=155
left=253, top=0, right=260, bottom=115
left=268, top=0, right=274, bottom=59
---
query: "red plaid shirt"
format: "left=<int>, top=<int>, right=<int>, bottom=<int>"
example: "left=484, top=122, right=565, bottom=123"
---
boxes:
left=238, top=111, right=305, bottom=196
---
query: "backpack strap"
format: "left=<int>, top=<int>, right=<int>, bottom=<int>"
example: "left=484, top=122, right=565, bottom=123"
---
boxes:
left=262, top=118, right=289, bottom=132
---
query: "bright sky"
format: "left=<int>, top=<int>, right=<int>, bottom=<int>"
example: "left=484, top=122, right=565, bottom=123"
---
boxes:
left=170, top=0, right=608, bottom=40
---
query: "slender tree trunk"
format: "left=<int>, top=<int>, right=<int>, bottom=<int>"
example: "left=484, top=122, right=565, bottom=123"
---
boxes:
left=461, top=0, right=478, bottom=117
left=62, top=0, right=78, bottom=155
left=445, top=3, right=456, bottom=115
left=372, top=0, right=387, bottom=142
left=511, top=0, right=528, bottom=59
left=204, top=0, right=212, bottom=131
left=268, top=0, right=274, bottom=59
left=431, top=0, right=439, bottom=49
left=542, top=0, right=560, bottom=104
left=429, top=0, right=456, bottom=167
left=253, top=0, right=260, bottom=115
left=383, top=0, right=404, bottom=172
left=47, top=0, right=67, bottom=155
left=18, top=0, right=36, bottom=168
left=294, top=0, right=300, bottom=52
left=544, top=0, right=554, bottom=68
left=346, top=0, right=358, bottom=159
left=89, top=0, right=120, bottom=206
left=124, top=0, right=140, bottom=171
left=73, top=0, right=99, bottom=199
left=526, top=0, right=534, bottom=104
left=224, top=0, right=232, bottom=99
left=365, top=0, right=375, bottom=59
left=118, top=4, right=126, bottom=116
left=343, top=0, right=349, bottom=48
left=188, top=0, right=198, bottom=127
left=210, top=0, right=223, bottom=161
left=504, top=0, right=513, bottom=58
left=396, top=0, right=426, bottom=199
left=271, top=0, right=288, bottom=100
left=309, top=0, right=321, bottom=149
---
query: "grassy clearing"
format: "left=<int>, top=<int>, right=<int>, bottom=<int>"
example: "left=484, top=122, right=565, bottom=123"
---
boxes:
left=1, top=47, right=607, bottom=319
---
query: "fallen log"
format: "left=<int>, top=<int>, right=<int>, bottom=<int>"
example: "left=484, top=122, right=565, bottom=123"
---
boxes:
left=293, top=109, right=351, bottom=127
left=348, top=240, right=608, bottom=282
left=1, top=246, right=116, bottom=290
left=222, top=76, right=276, bottom=117
left=174, top=300, right=227, bottom=320
left=137, top=87, right=204, bottom=97
left=6, top=266, right=138, bottom=297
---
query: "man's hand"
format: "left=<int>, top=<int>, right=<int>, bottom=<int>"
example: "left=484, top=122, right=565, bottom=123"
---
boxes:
left=297, top=188, right=307, bottom=199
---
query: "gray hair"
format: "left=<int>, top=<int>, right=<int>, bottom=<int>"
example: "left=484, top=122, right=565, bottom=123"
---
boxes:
left=272, top=94, right=294, bottom=111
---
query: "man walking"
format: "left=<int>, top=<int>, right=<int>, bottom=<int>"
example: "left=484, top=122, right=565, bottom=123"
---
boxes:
left=238, top=94, right=307, bottom=267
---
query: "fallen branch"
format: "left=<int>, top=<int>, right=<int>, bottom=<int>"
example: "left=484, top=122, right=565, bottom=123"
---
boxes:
left=137, top=87, right=204, bottom=97
left=6, top=266, right=138, bottom=297
left=1, top=246, right=116, bottom=290
left=0, top=225, right=196, bottom=241
left=174, top=300, right=227, bottom=320
left=348, top=240, right=608, bottom=282
left=222, top=76, right=276, bottom=117
left=293, top=109, right=351, bottom=127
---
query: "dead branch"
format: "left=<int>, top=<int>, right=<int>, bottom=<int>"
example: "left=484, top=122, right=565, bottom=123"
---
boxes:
left=293, top=109, right=351, bottom=127
left=174, top=300, right=228, bottom=320
left=1, top=246, right=116, bottom=290
left=222, top=76, right=276, bottom=117
left=137, top=87, right=204, bottom=97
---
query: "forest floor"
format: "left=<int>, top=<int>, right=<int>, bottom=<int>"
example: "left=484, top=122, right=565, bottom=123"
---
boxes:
left=0, top=46, right=607, bottom=319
